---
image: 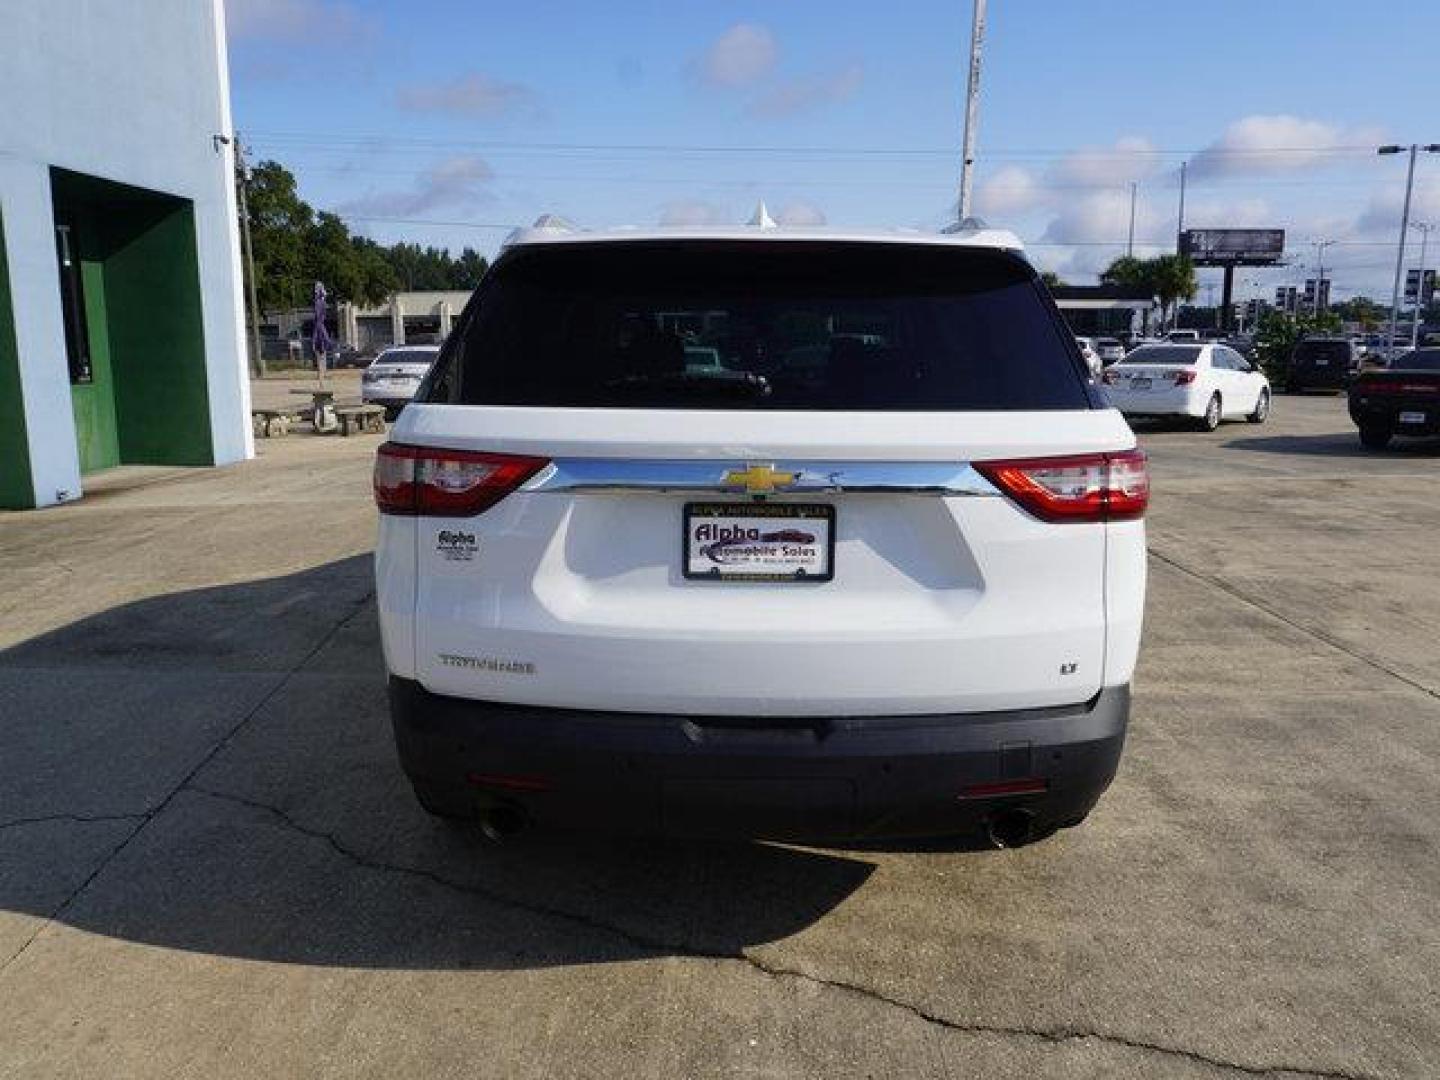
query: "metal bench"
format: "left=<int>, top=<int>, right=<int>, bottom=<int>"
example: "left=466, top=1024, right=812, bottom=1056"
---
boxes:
left=334, top=404, right=387, bottom=436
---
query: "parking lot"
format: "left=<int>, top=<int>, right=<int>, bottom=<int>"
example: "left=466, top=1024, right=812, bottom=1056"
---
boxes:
left=0, top=393, right=1436, bottom=1079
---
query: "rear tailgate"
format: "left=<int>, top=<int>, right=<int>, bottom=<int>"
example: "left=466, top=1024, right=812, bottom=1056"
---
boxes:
left=400, top=407, right=1132, bottom=716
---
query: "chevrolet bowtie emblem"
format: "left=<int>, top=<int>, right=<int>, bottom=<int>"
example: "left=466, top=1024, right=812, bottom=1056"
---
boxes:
left=722, top=463, right=797, bottom=494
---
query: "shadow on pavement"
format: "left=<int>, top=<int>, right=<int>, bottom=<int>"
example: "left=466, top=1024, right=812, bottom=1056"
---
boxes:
left=1222, top=432, right=1440, bottom=458
left=0, top=557, right=878, bottom=970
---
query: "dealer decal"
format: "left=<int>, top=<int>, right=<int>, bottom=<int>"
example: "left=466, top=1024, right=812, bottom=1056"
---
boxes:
left=436, top=529, right=478, bottom=562
left=438, top=654, right=536, bottom=675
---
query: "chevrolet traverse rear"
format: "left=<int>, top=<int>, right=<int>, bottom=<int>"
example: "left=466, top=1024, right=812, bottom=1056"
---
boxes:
left=374, top=222, right=1148, bottom=846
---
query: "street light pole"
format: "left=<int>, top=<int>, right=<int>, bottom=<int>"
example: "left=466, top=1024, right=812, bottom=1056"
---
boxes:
left=956, top=0, right=988, bottom=222
left=1380, top=143, right=1440, bottom=352
left=1313, top=239, right=1335, bottom=317
left=1126, top=182, right=1137, bottom=257
left=1411, top=221, right=1432, bottom=349
left=1176, top=161, right=1187, bottom=251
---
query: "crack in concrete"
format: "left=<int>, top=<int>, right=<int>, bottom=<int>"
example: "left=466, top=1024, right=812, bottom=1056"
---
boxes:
left=1148, top=549, right=1439, bottom=702
left=186, top=784, right=1382, bottom=1080
left=0, top=588, right=374, bottom=980
left=0, top=812, right=148, bottom=833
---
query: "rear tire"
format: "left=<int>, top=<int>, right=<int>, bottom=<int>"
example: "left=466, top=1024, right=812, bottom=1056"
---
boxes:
left=1246, top=389, right=1271, bottom=424
left=1358, top=424, right=1393, bottom=450
left=1197, top=393, right=1222, bottom=432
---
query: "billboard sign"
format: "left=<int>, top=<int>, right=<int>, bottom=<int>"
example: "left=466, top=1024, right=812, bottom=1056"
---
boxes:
left=1180, top=229, right=1286, bottom=267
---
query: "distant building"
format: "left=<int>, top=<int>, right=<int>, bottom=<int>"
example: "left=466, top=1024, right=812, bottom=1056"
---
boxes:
left=260, top=291, right=474, bottom=359
left=0, top=0, right=251, bottom=509
left=1051, top=285, right=1157, bottom=337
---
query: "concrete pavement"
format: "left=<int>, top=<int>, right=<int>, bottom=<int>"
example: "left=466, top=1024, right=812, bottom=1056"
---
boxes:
left=0, top=395, right=1436, bottom=1078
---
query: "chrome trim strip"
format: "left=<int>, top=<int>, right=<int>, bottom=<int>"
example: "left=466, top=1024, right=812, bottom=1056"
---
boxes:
left=521, top=459, right=1000, bottom=497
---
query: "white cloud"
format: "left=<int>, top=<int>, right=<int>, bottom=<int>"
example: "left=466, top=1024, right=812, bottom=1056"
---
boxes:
left=397, top=73, right=535, bottom=117
left=748, top=62, right=863, bottom=119
left=775, top=200, right=827, bottom=226
left=1356, top=178, right=1440, bottom=234
left=1188, top=115, right=1385, bottom=178
left=226, top=0, right=373, bottom=42
left=659, top=200, right=728, bottom=227
left=339, top=156, right=494, bottom=218
left=699, top=23, right=778, bottom=88
left=1051, top=136, right=1161, bottom=187
left=975, top=166, right=1044, bottom=217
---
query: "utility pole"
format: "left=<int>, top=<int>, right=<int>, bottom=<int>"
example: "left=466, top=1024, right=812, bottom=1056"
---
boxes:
left=1411, top=221, right=1433, bottom=349
left=1127, top=182, right=1137, bottom=257
left=234, top=132, right=265, bottom=378
left=956, top=0, right=987, bottom=222
left=1312, top=239, right=1335, bottom=317
left=1379, top=143, right=1440, bottom=353
left=1176, top=161, right=1187, bottom=250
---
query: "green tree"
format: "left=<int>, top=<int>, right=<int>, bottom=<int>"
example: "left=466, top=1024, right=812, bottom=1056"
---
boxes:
left=1149, top=255, right=1198, bottom=326
left=1099, top=256, right=1150, bottom=291
left=1038, top=270, right=1064, bottom=289
left=245, top=161, right=313, bottom=311
left=1252, top=309, right=1342, bottom=383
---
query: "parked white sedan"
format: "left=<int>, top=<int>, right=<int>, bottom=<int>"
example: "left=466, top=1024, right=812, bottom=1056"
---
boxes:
left=1102, top=343, right=1271, bottom=431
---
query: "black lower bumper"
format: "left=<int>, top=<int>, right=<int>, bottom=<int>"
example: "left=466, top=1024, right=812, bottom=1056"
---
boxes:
left=1349, top=401, right=1440, bottom=436
left=389, top=678, right=1130, bottom=841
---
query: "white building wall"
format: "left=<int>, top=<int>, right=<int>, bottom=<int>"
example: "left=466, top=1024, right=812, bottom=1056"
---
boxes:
left=0, top=0, right=252, bottom=507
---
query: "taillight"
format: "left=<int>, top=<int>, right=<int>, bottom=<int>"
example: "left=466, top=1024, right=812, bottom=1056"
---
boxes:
left=1173, top=369, right=1197, bottom=386
left=975, top=449, right=1149, bottom=523
left=1101, top=369, right=1118, bottom=386
left=374, top=443, right=549, bottom=517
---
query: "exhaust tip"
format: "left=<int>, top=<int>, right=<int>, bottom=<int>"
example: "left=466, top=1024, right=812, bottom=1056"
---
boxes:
left=987, top=808, right=1036, bottom=849
left=479, top=805, right=528, bottom=843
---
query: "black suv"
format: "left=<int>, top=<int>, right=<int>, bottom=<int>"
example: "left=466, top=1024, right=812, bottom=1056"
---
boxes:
left=1287, top=337, right=1360, bottom=392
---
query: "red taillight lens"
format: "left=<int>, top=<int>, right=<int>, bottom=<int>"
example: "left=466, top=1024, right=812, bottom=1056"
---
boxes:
left=374, top=443, right=549, bottom=517
left=1101, top=369, right=1118, bottom=386
left=1173, top=369, right=1197, bottom=385
left=975, top=448, right=1149, bottom=523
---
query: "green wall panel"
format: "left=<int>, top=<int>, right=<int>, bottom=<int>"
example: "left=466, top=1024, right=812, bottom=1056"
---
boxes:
left=0, top=208, right=35, bottom=508
left=70, top=256, right=120, bottom=472
left=106, top=202, right=213, bottom=466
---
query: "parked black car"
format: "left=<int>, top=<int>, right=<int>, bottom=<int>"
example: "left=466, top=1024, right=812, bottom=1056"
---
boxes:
left=1348, top=348, right=1440, bottom=448
left=1287, top=337, right=1361, bottom=392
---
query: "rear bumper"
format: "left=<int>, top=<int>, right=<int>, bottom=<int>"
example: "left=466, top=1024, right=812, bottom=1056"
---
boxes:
left=1349, top=399, right=1440, bottom=435
left=389, top=678, right=1130, bottom=841
left=1289, top=368, right=1353, bottom=390
left=1106, top=388, right=1202, bottom=418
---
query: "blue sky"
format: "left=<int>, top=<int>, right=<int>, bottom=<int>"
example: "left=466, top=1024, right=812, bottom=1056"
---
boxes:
left=226, top=0, right=1440, bottom=299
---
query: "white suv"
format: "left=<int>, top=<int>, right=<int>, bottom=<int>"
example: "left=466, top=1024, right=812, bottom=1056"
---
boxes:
left=373, top=222, right=1148, bottom=847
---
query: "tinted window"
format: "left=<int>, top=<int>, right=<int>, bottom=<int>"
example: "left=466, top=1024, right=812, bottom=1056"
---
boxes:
left=1394, top=349, right=1440, bottom=371
left=376, top=349, right=438, bottom=366
left=432, top=242, right=1091, bottom=411
left=1294, top=341, right=1351, bottom=364
left=1120, top=345, right=1202, bottom=365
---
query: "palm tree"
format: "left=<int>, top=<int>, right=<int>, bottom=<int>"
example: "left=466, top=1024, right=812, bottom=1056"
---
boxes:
left=1150, top=255, right=1198, bottom=328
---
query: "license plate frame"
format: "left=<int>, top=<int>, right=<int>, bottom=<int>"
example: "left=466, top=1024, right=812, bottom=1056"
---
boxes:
left=683, top=502, right=835, bottom=583
left=1131, top=377, right=1152, bottom=390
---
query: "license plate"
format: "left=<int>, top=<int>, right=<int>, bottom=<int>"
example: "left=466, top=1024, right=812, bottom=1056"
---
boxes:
left=1400, top=411, right=1426, bottom=424
left=684, top=503, right=834, bottom=582
left=1314, top=358, right=1329, bottom=366
left=1131, top=377, right=1152, bottom=390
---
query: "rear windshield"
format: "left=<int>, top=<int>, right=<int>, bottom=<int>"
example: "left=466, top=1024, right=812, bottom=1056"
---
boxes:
left=375, top=350, right=438, bottom=366
left=1294, top=341, right=1351, bottom=362
left=1393, top=349, right=1440, bottom=371
left=1120, top=345, right=1201, bottom=365
left=427, top=242, right=1090, bottom=410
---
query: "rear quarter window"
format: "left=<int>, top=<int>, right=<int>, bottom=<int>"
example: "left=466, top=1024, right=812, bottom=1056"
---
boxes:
left=426, top=241, right=1092, bottom=411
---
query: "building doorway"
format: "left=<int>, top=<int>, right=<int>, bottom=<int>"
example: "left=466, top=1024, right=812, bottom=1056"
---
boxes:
left=50, top=168, right=213, bottom=475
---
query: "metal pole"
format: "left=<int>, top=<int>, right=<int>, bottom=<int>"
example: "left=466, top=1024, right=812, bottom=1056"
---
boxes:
left=1176, top=161, right=1187, bottom=250
left=1313, top=240, right=1333, bottom=318
left=1127, top=182, right=1137, bottom=257
left=956, top=0, right=987, bottom=222
left=1412, top=222, right=1431, bottom=349
left=235, top=133, right=265, bottom=378
left=1387, top=145, right=1418, bottom=352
